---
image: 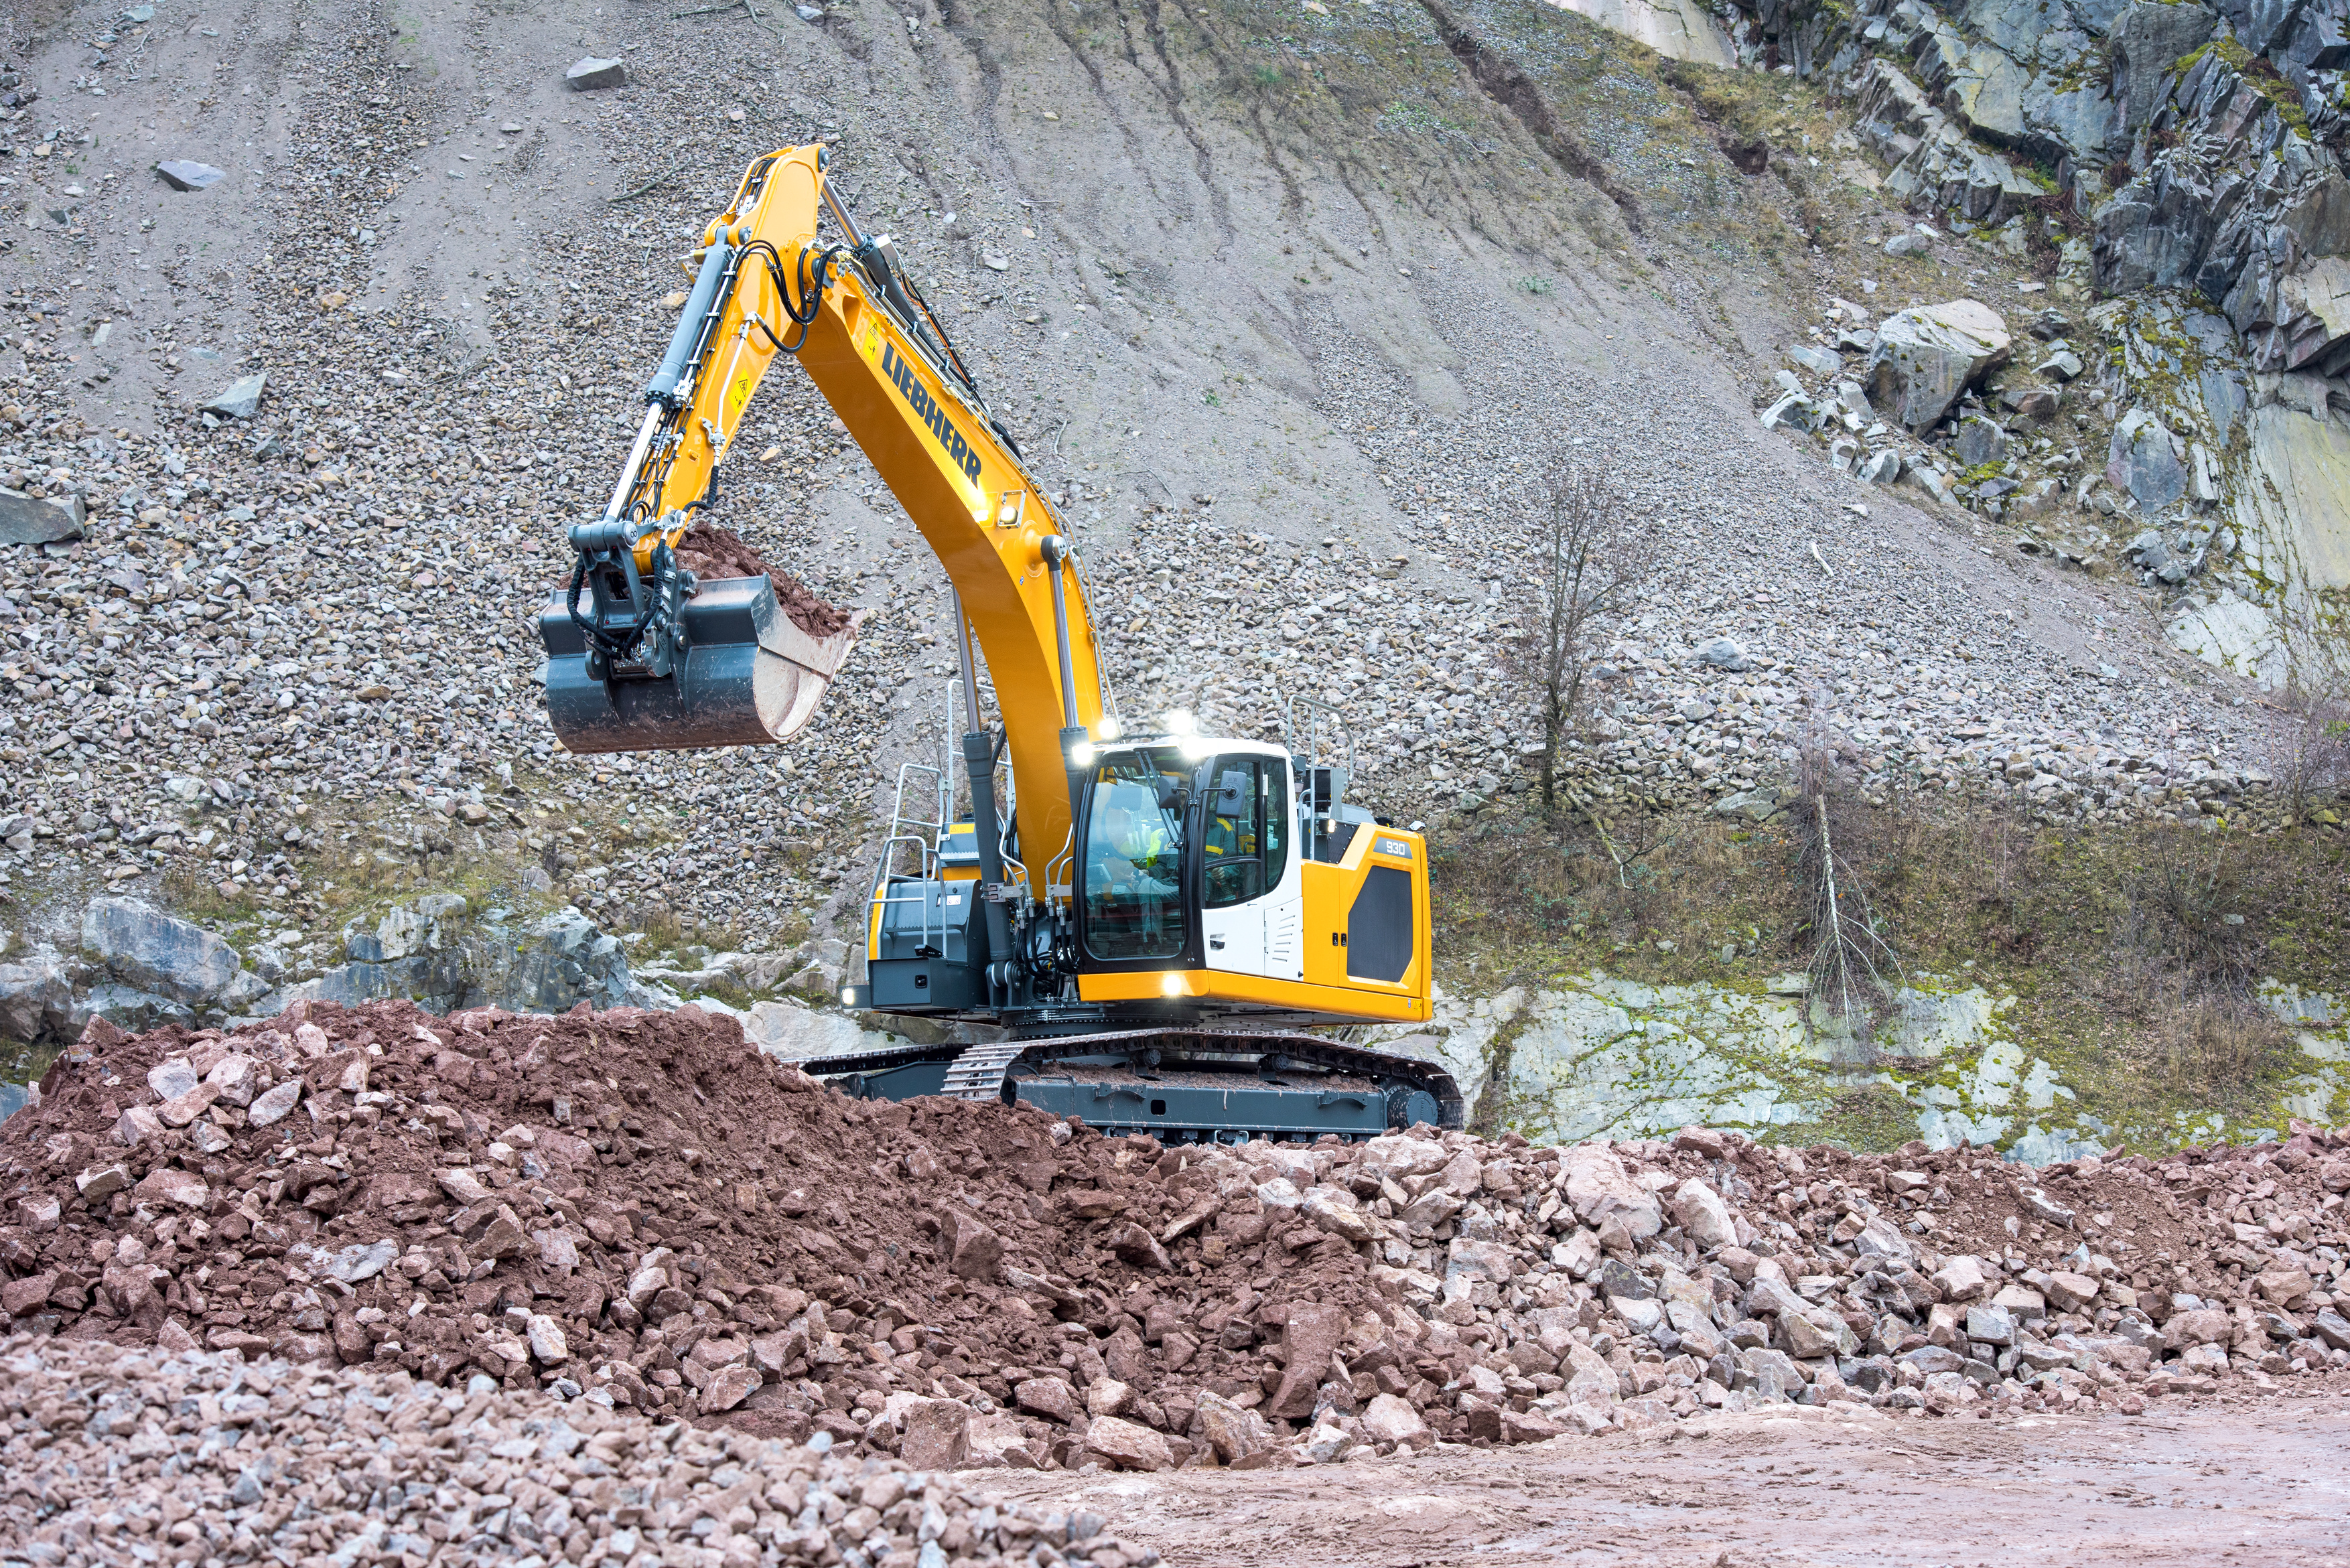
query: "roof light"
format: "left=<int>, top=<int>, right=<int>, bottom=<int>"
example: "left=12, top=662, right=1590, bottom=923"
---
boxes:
left=1164, top=708, right=1196, bottom=735
left=1068, top=739, right=1097, bottom=768
left=1097, top=715, right=1124, bottom=741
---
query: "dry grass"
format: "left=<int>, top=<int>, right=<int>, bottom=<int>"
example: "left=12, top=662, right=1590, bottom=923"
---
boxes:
left=2267, top=683, right=2350, bottom=827
left=1434, top=790, right=2350, bottom=1124
left=1787, top=725, right=1903, bottom=1050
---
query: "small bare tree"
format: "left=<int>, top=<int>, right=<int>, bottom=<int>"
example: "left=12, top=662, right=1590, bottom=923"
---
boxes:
left=1506, top=461, right=1644, bottom=814
left=1789, top=717, right=1903, bottom=1052
left=2268, top=679, right=2350, bottom=827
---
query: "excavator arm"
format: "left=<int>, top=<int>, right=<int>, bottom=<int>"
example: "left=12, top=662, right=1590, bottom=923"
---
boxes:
left=543, top=145, right=1107, bottom=869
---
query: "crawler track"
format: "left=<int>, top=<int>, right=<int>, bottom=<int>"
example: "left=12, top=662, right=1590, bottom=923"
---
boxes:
left=788, top=1026, right=1464, bottom=1139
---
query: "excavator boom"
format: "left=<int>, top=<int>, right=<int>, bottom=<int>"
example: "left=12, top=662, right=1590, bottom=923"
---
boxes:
left=541, top=146, right=1102, bottom=869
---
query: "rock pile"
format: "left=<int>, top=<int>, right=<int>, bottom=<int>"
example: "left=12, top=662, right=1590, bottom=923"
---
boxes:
left=0, top=1335, right=1159, bottom=1568
left=2, top=1001, right=2346, bottom=1478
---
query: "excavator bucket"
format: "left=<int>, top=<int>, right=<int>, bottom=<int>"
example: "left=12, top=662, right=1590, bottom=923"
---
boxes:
left=539, top=575, right=857, bottom=754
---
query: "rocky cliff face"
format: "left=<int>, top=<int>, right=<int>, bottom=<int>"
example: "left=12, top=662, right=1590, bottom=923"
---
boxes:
left=1716, top=0, right=2348, bottom=682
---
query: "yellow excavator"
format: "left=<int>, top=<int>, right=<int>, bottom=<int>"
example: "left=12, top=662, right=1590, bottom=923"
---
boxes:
left=539, top=145, right=1460, bottom=1139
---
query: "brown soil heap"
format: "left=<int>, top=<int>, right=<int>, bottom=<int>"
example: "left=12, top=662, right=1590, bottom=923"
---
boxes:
left=673, top=520, right=855, bottom=639
left=2, top=1001, right=2347, bottom=1476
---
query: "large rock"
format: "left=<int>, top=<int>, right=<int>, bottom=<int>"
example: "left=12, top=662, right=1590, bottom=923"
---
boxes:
left=2162, top=1307, right=2231, bottom=1350
left=1359, top=1393, right=1430, bottom=1447
left=565, top=57, right=626, bottom=90
left=0, top=491, right=85, bottom=545
left=2107, top=409, right=2187, bottom=509
left=81, top=900, right=240, bottom=1003
left=2094, top=160, right=2219, bottom=294
left=153, top=159, right=225, bottom=192
left=1562, top=1340, right=1620, bottom=1404
left=0, top=946, right=71, bottom=1041
left=1267, top=1303, right=1347, bottom=1419
left=1014, top=1377, right=1080, bottom=1424
left=943, top=1212, right=1004, bottom=1283
left=199, top=373, right=267, bottom=421
left=285, top=904, right=672, bottom=1016
left=1355, top=1134, right=1452, bottom=1182
left=1083, top=1415, right=1173, bottom=1472
left=2110, top=2, right=2218, bottom=132
left=1667, top=1179, right=1736, bottom=1251
left=898, top=1399, right=972, bottom=1470
left=2270, top=258, right=2350, bottom=378
left=1194, top=1390, right=1274, bottom=1464
left=1557, top=1147, right=1663, bottom=1238
left=1864, top=302, right=2012, bottom=430
left=500, top=908, right=667, bottom=1011
left=728, top=996, right=902, bottom=1062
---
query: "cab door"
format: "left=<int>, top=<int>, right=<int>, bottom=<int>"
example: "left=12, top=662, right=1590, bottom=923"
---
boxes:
left=1199, top=755, right=1293, bottom=978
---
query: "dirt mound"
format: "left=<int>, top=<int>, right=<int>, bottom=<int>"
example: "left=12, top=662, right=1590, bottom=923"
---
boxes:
left=0, top=1001, right=1395, bottom=1469
left=3, top=1001, right=2346, bottom=1475
left=675, top=521, right=855, bottom=639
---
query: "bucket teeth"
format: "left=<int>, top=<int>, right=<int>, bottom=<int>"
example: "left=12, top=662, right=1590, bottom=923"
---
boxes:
left=539, top=575, right=857, bottom=754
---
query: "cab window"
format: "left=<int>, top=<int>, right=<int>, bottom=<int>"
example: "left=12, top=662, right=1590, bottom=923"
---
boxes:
left=1202, top=755, right=1288, bottom=908
left=1081, top=752, right=1189, bottom=959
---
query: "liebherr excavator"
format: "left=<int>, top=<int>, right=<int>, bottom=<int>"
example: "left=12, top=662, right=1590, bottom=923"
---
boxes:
left=539, top=145, right=1462, bottom=1141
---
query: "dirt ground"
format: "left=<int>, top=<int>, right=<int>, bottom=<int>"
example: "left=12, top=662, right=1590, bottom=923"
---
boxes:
left=984, top=1395, right=2350, bottom=1567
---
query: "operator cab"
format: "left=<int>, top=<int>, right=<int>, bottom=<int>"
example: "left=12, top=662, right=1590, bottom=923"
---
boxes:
left=1076, top=740, right=1307, bottom=981
left=856, top=712, right=1424, bottom=1027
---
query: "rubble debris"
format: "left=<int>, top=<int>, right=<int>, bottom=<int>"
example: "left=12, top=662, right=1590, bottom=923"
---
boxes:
left=1, top=1001, right=2344, bottom=1478
left=0, top=1336, right=1160, bottom=1567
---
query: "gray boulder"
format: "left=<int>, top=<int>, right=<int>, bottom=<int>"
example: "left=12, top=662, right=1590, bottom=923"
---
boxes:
left=1694, top=636, right=1754, bottom=672
left=0, top=491, right=84, bottom=546
left=153, top=160, right=225, bottom=192
left=347, top=894, right=468, bottom=963
left=0, top=946, right=71, bottom=1041
left=2034, top=345, right=2084, bottom=381
left=291, top=894, right=480, bottom=1010
left=1858, top=449, right=1904, bottom=485
left=200, top=373, right=267, bottom=421
left=2110, top=2, right=2217, bottom=132
left=502, top=909, right=672, bottom=1011
left=75, top=983, right=195, bottom=1034
left=2093, top=161, right=2218, bottom=294
left=2272, top=259, right=2350, bottom=379
left=82, top=898, right=240, bottom=1003
left=282, top=902, right=671, bottom=1016
left=565, top=57, right=626, bottom=90
left=1865, top=302, right=2012, bottom=430
left=1955, top=415, right=2007, bottom=467
left=2107, top=409, right=2187, bottom=509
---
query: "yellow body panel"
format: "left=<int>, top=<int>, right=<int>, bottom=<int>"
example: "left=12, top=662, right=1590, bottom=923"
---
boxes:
left=1076, top=822, right=1432, bottom=1023
left=1300, top=823, right=1430, bottom=995
left=1078, top=967, right=1432, bottom=1023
